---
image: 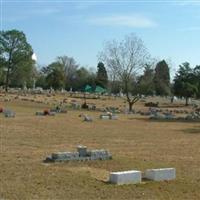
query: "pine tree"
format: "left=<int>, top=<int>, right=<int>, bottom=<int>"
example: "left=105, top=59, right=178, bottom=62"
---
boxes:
left=154, top=60, right=170, bottom=96
left=96, top=62, right=108, bottom=88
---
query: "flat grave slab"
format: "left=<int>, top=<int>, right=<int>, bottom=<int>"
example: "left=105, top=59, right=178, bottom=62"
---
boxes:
left=109, top=170, right=142, bottom=185
left=144, top=168, right=176, bottom=181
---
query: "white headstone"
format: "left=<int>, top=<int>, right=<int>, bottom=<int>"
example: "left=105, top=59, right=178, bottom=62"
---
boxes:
left=109, top=170, right=142, bottom=185
left=144, top=168, right=176, bottom=181
left=100, top=115, right=110, bottom=120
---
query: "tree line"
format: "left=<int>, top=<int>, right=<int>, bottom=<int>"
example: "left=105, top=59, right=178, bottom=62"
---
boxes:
left=0, top=30, right=108, bottom=92
left=0, top=29, right=200, bottom=110
left=36, top=57, right=108, bottom=92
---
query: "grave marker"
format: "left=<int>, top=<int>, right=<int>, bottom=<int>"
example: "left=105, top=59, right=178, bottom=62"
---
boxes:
left=3, top=109, right=15, bottom=118
left=109, top=170, right=142, bottom=185
left=144, top=168, right=176, bottom=181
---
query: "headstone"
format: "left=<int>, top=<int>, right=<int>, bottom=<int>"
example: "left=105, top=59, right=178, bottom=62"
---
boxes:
left=44, top=146, right=112, bottom=162
left=50, top=108, right=57, bottom=113
left=71, top=102, right=81, bottom=110
left=49, top=112, right=56, bottom=116
left=100, top=115, right=110, bottom=120
left=144, top=168, right=176, bottom=181
left=88, top=149, right=112, bottom=160
left=4, top=109, right=15, bottom=118
left=110, top=115, right=118, bottom=120
left=52, top=152, right=79, bottom=161
left=109, top=170, right=142, bottom=185
left=83, top=114, right=93, bottom=122
left=150, top=113, right=165, bottom=120
left=77, top=145, right=87, bottom=157
left=164, top=113, right=175, bottom=120
left=36, top=111, right=44, bottom=116
left=60, top=108, right=67, bottom=113
left=100, top=112, right=118, bottom=120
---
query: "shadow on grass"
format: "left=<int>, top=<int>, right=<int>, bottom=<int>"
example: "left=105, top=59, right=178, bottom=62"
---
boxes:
left=98, top=178, right=154, bottom=186
left=133, top=118, right=200, bottom=123
left=158, top=104, right=187, bottom=108
left=182, top=127, right=200, bottom=134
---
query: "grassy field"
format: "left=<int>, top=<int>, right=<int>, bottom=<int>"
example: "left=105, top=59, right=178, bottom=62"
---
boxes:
left=0, top=94, right=200, bottom=200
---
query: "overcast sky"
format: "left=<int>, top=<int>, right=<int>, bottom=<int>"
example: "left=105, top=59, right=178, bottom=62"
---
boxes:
left=1, top=0, right=200, bottom=73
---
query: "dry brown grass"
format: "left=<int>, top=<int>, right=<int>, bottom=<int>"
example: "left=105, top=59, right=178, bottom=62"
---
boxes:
left=0, top=94, right=200, bottom=200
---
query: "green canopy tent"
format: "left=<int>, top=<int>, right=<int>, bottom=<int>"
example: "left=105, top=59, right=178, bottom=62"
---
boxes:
left=84, top=84, right=93, bottom=93
left=94, top=86, right=106, bottom=94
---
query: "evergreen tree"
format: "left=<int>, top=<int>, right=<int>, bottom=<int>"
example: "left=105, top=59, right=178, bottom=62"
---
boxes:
left=0, top=57, right=5, bottom=85
left=193, top=65, right=200, bottom=98
left=96, top=62, right=108, bottom=88
left=173, top=62, right=198, bottom=105
left=154, top=60, right=170, bottom=96
left=138, top=64, right=155, bottom=95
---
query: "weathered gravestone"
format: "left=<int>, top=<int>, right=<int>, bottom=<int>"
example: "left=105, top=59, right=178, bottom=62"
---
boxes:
left=51, top=152, right=79, bottom=161
left=71, top=102, right=81, bottom=110
left=77, top=145, right=87, bottom=156
left=35, top=110, right=55, bottom=116
left=50, top=107, right=67, bottom=113
left=87, top=104, right=96, bottom=110
left=3, top=109, right=15, bottom=118
left=163, top=113, right=175, bottom=120
left=35, top=111, right=44, bottom=116
left=44, top=145, right=112, bottom=162
left=150, top=113, right=165, bottom=120
left=79, top=114, right=93, bottom=122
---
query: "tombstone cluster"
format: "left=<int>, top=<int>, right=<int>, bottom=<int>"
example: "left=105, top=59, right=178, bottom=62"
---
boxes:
left=44, top=145, right=112, bottom=162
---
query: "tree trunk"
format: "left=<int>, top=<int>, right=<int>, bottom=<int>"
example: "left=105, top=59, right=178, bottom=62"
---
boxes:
left=185, top=97, right=189, bottom=106
left=170, top=96, right=174, bottom=104
left=5, top=67, right=10, bottom=92
left=128, top=102, right=134, bottom=112
left=83, top=93, right=86, bottom=104
left=5, top=51, right=13, bottom=93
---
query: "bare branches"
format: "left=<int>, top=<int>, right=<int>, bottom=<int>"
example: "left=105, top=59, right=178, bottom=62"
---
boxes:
left=99, top=33, right=150, bottom=111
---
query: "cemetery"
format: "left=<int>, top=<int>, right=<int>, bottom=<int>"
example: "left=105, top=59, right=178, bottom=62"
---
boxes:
left=1, top=3, right=200, bottom=198
left=1, top=93, right=200, bottom=199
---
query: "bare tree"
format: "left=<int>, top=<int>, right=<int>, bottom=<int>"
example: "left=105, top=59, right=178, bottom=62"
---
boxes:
left=100, top=33, right=150, bottom=112
left=57, top=56, right=79, bottom=89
